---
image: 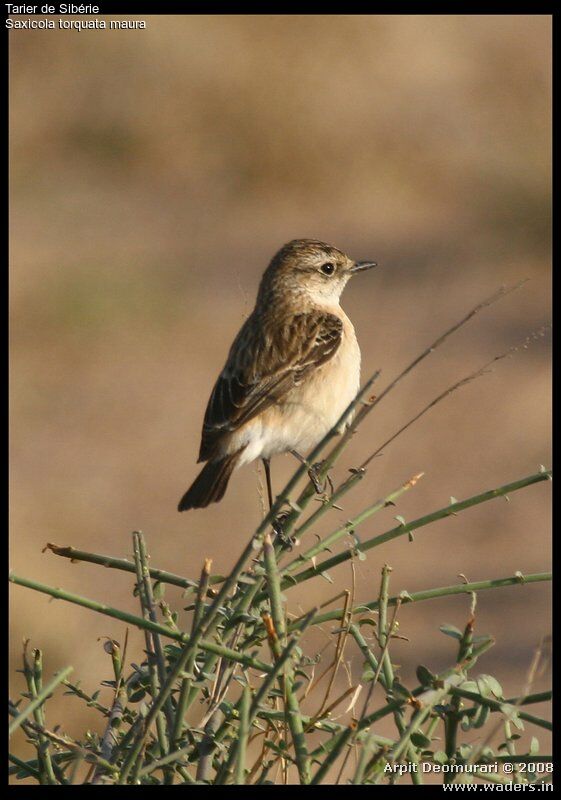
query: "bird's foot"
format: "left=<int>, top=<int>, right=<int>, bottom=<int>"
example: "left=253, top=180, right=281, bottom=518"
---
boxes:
left=308, top=460, right=334, bottom=498
left=271, top=511, right=298, bottom=550
left=290, top=449, right=331, bottom=498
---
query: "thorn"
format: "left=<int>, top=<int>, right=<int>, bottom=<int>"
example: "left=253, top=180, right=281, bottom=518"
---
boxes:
left=407, top=472, right=425, bottom=487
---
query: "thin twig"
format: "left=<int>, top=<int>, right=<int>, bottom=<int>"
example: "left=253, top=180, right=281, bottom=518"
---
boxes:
left=360, top=324, right=551, bottom=469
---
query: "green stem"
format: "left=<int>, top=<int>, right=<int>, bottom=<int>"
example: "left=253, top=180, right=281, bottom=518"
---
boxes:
left=310, top=724, right=356, bottom=784
left=119, top=515, right=293, bottom=783
left=132, top=533, right=170, bottom=762
left=450, top=688, right=552, bottom=731
left=8, top=752, right=41, bottom=780
left=9, top=573, right=272, bottom=673
left=280, top=472, right=424, bottom=579
left=378, top=564, right=394, bottom=692
left=172, top=558, right=212, bottom=746
left=234, top=686, right=250, bottom=785
left=263, top=533, right=311, bottom=785
left=9, top=666, right=73, bottom=736
left=504, top=690, right=551, bottom=706
left=290, top=469, right=366, bottom=543
left=298, top=572, right=552, bottom=628
left=44, top=542, right=207, bottom=589
left=308, top=658, right=481, bottom=763
left=62, top=679, right=119, bottom=719
left=24, top=647, right=58, bottom=784
left=212, top=607, right=318, bottom=783
left=382, top=674, right=465, bottom=774
left=136, top=744, right=197, bottom=780
left=445, top=616, right=475, bottom=783
left=282, top=471, right=551, bottom=592
left=377, top=568, right=422, bottom=783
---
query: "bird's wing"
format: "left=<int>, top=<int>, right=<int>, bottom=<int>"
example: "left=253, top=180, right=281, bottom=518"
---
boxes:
left=198, top=311, right=343, bottom=461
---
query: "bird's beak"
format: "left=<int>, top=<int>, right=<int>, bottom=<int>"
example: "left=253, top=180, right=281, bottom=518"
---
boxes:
left=350, top=260, right=377, bottom=274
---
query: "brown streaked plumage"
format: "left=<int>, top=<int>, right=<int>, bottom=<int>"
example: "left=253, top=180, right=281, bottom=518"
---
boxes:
left=178, top=239, right=376, bottom=511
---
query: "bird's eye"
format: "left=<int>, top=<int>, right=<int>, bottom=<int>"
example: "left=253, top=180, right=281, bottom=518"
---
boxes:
left=320, top=262, right=335, bottom=275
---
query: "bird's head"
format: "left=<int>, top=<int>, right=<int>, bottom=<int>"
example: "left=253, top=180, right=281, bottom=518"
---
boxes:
left=259, top=239, right=377, bottom=308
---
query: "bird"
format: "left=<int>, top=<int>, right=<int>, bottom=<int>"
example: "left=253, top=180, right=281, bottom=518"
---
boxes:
left=178, top=239, right=376, bottom=512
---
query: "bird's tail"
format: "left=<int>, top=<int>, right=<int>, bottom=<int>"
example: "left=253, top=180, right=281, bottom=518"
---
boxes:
left=178, top=451, right=242, bottom=511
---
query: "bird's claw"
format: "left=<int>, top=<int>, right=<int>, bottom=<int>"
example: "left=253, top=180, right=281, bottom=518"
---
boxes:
left=308, top=461, right=334, bottom=498
left=271, top=511, right=297, bottom=550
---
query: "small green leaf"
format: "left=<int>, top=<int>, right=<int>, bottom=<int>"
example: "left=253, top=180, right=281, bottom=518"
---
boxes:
left=128, top=687, right=146, bottom=703
left=459, top=681, right=479, bottom=693
left=439, top=623, right=463, bottom=640
left=458, top=744, right=472, bottom=759
left=392, top=681, right=411, bottom=700
left=410, top=731, right=431, bottom=749
left=472, top=634, right=493, bottom=644
left=416, top=665, right=435, bottom=686
left=477, top=674, right=503, bottom=700
left=473, top=704, right=490, bottom=729
left=510, top=714, right=525, bottom=731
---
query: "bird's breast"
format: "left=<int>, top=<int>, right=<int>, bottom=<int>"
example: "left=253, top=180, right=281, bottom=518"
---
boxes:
left=302, top=314, right=361, bottom=430
left=237, top=312, right=361, bottom=464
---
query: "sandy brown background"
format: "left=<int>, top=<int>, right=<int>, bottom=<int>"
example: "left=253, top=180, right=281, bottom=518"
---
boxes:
left=10, top=14, right=551, bottom=776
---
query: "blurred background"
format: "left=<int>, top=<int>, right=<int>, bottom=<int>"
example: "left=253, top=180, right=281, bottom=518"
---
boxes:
left=10, top=14, right=551, bottom=772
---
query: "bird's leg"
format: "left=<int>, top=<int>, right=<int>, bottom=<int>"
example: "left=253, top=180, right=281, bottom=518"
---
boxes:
left=262, top=458, right=294, bottom=548
left=262, top=458, right=274, bottom=511
left=289, top=450, right=331, bottom=497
